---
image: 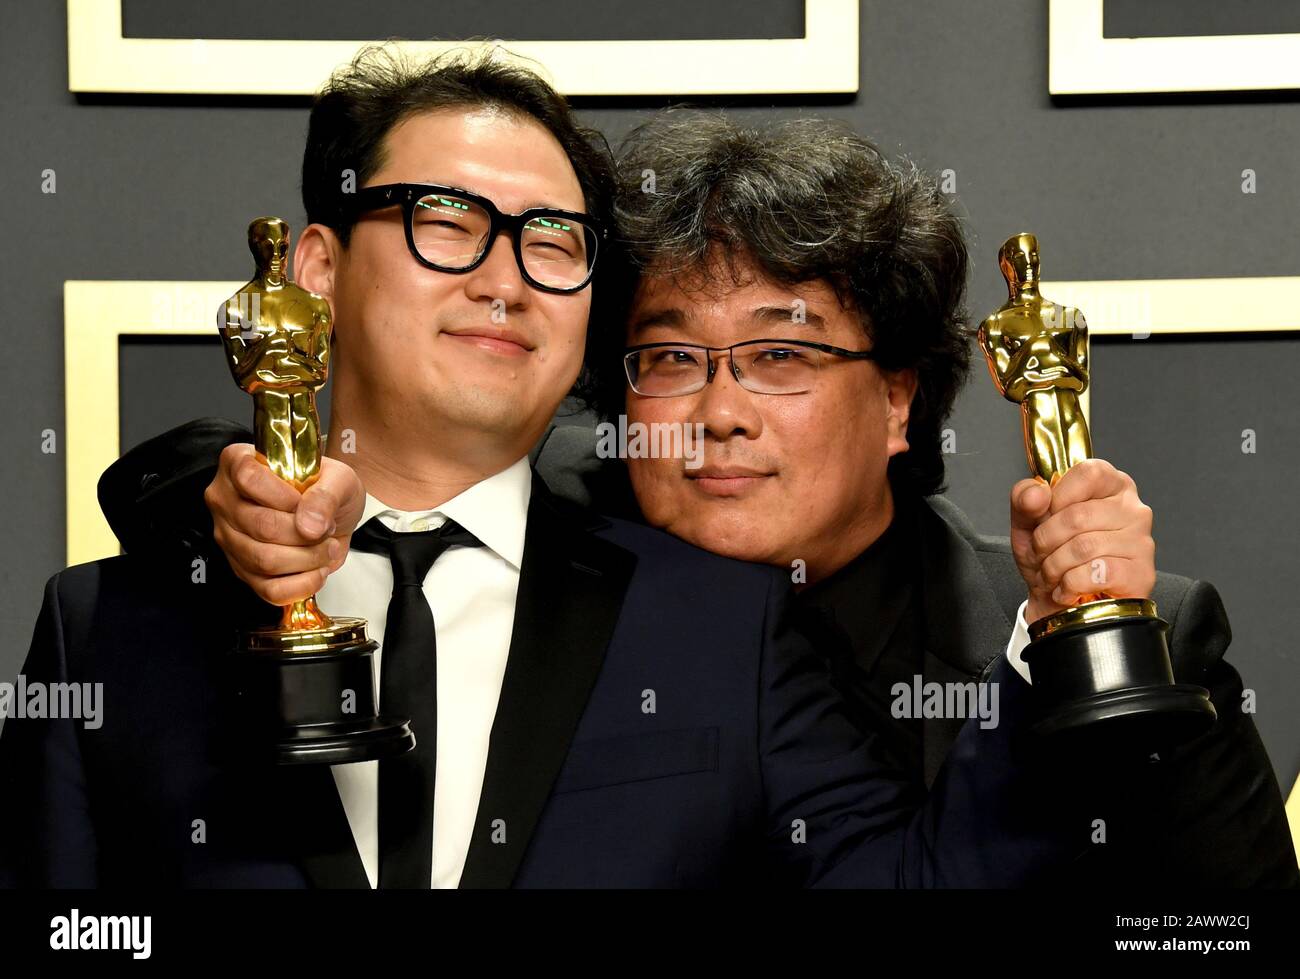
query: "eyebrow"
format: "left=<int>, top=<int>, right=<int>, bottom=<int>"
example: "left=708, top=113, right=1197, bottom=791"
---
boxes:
left=417, top=179, right=475, bottom=196
left=628, top=303, right=828, bottom=340
left=416, top=180, right=580, bottom=214
left=628, top=307, right=688, bottom=337
left=749, top=305, right=826, bottom=330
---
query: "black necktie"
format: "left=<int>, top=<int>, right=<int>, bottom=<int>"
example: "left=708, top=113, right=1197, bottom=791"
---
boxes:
left=350, top=514, right=484, bottom=889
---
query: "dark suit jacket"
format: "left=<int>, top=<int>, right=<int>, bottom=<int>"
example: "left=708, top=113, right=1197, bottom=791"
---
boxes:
left=0, top=420, right=1074, bottom=888
left=533, top=422, right=1299, bottom=887
left=912, top=494, right=1297, bottom=887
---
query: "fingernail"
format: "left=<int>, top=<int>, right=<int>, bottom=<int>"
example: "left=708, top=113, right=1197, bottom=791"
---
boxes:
left=300, top=508, right=326, bottom=535
left=327, top=539, right=340, bottom=563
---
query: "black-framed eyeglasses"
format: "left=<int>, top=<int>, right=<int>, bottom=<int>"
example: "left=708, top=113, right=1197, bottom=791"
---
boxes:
left=347, top=182, right=604, bottom=294
left=623, top=338, right=876, bottom=397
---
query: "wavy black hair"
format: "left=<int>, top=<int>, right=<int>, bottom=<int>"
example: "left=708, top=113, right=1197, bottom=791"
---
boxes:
left=595, top=111, right=972, bottom=498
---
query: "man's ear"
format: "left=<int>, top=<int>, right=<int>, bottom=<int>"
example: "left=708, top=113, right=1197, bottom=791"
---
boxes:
left=293, top=223, right=343, bottom=316
left=884, top=367, right=919, bottom=458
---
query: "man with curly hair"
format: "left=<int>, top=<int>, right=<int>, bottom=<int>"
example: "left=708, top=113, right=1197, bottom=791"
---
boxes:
left=562, top=111, right=1294, bottom=886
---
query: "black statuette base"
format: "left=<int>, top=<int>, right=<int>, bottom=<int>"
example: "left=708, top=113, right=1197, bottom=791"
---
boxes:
left=230, top=634, right=414, bottom=766
left=1022, top=612, right=1216, bottom=754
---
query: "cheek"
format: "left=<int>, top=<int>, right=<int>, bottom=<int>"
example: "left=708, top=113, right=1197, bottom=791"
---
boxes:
left=622, top=400, right=673, bottom=515
left=626, top=455, right=680, bottom=524
left=535, top=295, right=589, bottom=374
left=338, top=260, right=453, bottom=360
left=762, top=396, right=836, bottom=477
left=625, top=393, right=677, bottom=428
left=764, top=388, right=882, bottom=515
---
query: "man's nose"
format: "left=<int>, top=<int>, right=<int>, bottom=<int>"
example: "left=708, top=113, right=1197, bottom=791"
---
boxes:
left=692, top=354, right=763, bottom=440
left=463, top=232, right=527, bottom=310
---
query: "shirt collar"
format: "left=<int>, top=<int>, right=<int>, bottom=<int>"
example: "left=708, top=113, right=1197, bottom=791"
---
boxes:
left=357, top=456, right=532, bottom=569
left=798, top=491, right=920, bottom=612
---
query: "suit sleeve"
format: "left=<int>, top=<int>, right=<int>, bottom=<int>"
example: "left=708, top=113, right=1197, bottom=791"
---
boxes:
left=755, top=572, right=1080, bottom=887
left=1122, top=579, right=1298, bottom=887
left=97, top=417, right=250, bottom=556
left=0, top=573, right=99, bottom=887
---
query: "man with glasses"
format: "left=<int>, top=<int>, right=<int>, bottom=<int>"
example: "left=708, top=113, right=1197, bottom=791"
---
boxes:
left=348, top=182, right=601, bottom=294
left=588, top=112, right=1293, bottom=886
left=624, top=338, right=877, bottom=399
left=1, top=47, right=1092, bottom=889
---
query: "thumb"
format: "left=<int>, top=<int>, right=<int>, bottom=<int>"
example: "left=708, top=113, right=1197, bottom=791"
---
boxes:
left=296, top=480, right=339, bottom=541
left=296, top=459, right=364, bottom=542
left=1009, top=477, right=1051, bottom=566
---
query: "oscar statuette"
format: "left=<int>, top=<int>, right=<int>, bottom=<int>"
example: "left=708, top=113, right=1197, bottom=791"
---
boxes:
left=977, top=232, right=1216, bottom=751
left=217, top=216, right=414, bottom=764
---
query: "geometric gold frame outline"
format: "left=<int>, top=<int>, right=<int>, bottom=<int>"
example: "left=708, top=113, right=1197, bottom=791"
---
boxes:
left=1045, top=276, right=1300, bottom=845
left=1042, top=275, right=1300, bottom=421
left=67, top=0, right=860, bottom=96
left=1049, top=0, right=1300, bottom=95
left=65, top=275, right=1300, bottom=566
left=64, top=280, right=239, bottom=568
left=1044, top=277, right=1300, bottom=336
left=63, top=277, right=1300, bottom=833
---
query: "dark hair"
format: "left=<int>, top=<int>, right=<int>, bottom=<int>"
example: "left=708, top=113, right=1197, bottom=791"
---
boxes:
left=301, top=43, right=628, bottom=404
left=604, top=111, right=971, bottom=498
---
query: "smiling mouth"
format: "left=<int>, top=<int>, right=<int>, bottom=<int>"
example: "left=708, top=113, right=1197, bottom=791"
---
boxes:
left=442, top=330, right=534, bottom=356
left=686, top=470, right=774, bottom=497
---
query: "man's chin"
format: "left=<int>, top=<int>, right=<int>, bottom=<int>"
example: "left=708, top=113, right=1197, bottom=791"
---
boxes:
left=664, top=512, right=781, bottom=568
left=430, top=386, right=540, bottom=440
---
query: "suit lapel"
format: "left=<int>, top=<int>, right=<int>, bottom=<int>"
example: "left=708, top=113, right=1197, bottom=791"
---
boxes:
left=206, top=546, right=367, bottom=889
left=275, top=766, right=370, bottom=889
left=458, top=476, right=637, bottom=888
left=917, top=498, right=1014, bottom=789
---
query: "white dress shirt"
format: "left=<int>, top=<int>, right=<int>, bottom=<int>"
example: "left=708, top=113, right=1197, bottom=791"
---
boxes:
left=315, top=457, right=1029, bottom=887
left=1006, top=601, right=1033, bottom=683
left=318, top=457, right=531, bottom=889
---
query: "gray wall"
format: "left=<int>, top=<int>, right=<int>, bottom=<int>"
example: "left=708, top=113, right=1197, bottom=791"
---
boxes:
left=1, top=0, right=1296, bottom=791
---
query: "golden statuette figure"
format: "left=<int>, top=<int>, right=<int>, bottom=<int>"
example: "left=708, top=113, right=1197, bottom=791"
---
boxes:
left=978, top=232, right=1092, bottom=487
left=976, top=232, right=1213, bottom=749
left=217, top=217, right=412, bottom=765
left=220, top=217, right=336, bottom=633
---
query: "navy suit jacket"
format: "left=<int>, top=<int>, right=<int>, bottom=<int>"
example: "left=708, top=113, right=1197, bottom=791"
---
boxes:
left=0, top=422, right=1070, bottom=888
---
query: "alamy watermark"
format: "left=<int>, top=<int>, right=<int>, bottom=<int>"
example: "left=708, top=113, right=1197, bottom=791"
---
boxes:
left=50, top=909, right=150, bottom=959
left=595, top=416, right=705, bottom=469
left=891, top=675, right=1000, bottom=730
left=0, top=675, right=103, bottom=729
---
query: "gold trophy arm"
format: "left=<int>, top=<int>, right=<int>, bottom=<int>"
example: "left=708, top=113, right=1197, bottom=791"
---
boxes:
left=229, top=335, right=268, bottom=389
left=1070, top=308, right=1089, bottom=379
left=977, top=321, right=1013, bottom=395
left=219, top=300, right=275, bottom=391
left=310, top=307, right=332, bottom=370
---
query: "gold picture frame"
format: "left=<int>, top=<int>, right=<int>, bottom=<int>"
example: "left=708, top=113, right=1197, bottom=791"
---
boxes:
left=67, top=0, right=860, bottom=96
left=64, top=280, right=239, bottom=567
left=66, top=275, right=1300, bottom=563
left=1041, top=275, right=1300, bottom=421
left=1049, top=0, right=1300, bottom=95
left=1042, top=273, right=1300, bottom=849
left=61, top=275, right=1300, bottom=835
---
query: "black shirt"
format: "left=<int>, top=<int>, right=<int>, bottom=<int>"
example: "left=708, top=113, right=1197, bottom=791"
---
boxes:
left=794, top=494, right=926, bottom=777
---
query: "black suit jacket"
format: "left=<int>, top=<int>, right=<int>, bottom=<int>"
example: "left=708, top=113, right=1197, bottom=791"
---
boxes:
left=0, top=420, right=1077, bottom=888
left=912, top=494, right=1297, bottom=887
left=533, top=422, right=1299, bottom=887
